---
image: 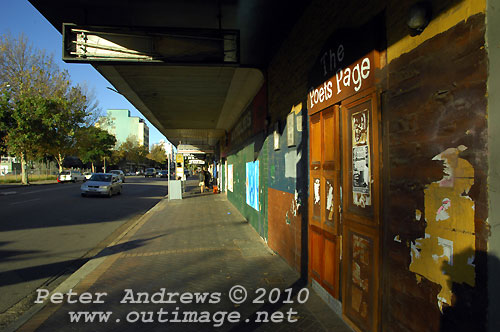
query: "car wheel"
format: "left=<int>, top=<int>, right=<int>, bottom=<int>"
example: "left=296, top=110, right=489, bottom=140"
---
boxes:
left=107, top=190, right=112, bottom=198
left=81, top=193, right=86, bottom=197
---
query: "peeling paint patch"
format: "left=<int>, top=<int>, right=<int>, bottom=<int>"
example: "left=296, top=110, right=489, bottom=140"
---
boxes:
left=416, top=209, right=422, bottom=221
left=436, top=198, right=451, bottom=221
left=292, top=102, right=302, bottom=115
left=292, top=190, right=301, bottom=216
left=409, top=146, right=475, bottom=312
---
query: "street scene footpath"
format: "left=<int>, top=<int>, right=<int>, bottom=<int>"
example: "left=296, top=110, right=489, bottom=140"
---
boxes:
left=8, top=179, right=352, bottom=332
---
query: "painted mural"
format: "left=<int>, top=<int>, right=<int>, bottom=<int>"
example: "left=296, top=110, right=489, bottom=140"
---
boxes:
left=246, top=160, right=259, bottom=211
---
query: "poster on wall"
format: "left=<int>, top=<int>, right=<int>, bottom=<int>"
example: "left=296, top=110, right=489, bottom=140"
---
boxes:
left=274, top=122, right=280, bottom=150
left=349, top=232, right=372, bottom=321
left=351, top=109, right=371, bottom=207
left=228, top=164, right=233, bottom=192
left=287, top=112, right=295, bottom=147
left=246, top=160, right=259, bottom=211
left=225, top=161, right=228, bottom=192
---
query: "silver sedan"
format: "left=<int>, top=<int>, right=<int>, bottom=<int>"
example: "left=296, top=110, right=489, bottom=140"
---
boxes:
left=80, top=173, right=122, bottom=197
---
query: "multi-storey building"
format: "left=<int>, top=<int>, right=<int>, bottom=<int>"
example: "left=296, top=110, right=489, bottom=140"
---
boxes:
left=98, top=109, right=149, bottom=147
left=157, top=139, right=175, bottom=163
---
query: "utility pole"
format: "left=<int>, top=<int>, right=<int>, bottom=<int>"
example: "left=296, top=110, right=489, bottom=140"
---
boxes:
left=167, top=153, right=170, bottom=201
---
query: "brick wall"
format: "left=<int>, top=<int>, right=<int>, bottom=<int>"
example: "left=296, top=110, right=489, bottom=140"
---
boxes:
left=266, top=0, right=489, bottom=331
left=383, top=13, right=488, bottom=332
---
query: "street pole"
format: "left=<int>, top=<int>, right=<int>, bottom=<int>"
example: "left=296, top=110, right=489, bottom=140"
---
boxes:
left=167, top=154, right=170, bottom=201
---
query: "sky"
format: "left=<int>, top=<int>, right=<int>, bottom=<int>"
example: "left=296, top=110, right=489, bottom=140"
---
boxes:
left=0, top=0, right=167, bottom=146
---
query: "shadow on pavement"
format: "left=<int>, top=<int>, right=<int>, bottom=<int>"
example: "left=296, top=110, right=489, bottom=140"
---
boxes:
left=0, top=234, right=166, bottom=287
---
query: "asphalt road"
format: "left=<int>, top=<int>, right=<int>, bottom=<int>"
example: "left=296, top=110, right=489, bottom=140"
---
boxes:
left=0, top=176, right=168, bottom=316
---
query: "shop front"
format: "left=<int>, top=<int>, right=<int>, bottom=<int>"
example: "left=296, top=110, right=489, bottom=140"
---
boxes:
left=307, top=16, right=384, bottom=332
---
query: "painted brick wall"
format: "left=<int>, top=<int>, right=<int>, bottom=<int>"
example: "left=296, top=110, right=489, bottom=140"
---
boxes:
left=266, top=104, right=308, bottom=273
left=227, top=135, right=269, bottom=240
left=383, top=13, right=488, bottom=332
left=265, top=0, right=489, bottom=331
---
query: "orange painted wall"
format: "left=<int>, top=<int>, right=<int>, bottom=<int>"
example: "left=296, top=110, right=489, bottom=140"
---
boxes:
left=268, top=188, right=302, bottom=272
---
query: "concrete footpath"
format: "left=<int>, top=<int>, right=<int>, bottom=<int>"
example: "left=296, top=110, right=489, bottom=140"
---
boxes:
left=7, top=179, right=352, bottom=332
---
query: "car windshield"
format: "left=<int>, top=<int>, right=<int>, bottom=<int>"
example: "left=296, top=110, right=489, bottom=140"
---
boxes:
left=60, top=171, right=69, bottom=175
left=89, top=174, right=112, bottom=182
left=110, top=171, right=119, bottom=174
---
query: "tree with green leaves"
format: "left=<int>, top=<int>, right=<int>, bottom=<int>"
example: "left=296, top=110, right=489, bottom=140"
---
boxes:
left=0, top=33, right=101, bottom=183
left=118, top=135, right=149, bottom=167
left=0, top=89, right=66, bottom=184
left=42, top=86, right=89, bottom=172
left=148, top=144, right=167, bottom=166
left=75, top=126, right=116, bottom=172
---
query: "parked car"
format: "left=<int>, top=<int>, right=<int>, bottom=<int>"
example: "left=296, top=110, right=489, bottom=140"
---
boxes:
left=158, top=170, right=169, bottom=178
left=145, top=168, right=156, bottom=178
left=83, top=172, right=93, bottom=180
left=136, top=170, right=144, bottom=176
left=109, top=170, right=126, bottom=183
left=58, top=170, right=86, bottom=183
left=80, top=173, right=122, bottom=197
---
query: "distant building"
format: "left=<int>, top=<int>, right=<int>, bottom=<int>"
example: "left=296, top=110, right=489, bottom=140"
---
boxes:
left=0, top=156, right=20, bottom=175
left=98, top=109, right=149, bottom=147
left=157, top=139, right=176, bottom=163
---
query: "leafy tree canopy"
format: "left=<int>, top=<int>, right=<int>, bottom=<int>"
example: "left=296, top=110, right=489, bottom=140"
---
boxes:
left=148, top=144, right=167, bottom=165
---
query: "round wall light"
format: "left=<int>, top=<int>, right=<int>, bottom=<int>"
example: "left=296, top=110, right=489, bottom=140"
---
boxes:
left=407, top=2, right=432, bottom=36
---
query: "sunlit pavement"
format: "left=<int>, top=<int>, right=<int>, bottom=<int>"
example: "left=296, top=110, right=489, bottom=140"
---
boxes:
left=12, top=179, right=351, bottom=332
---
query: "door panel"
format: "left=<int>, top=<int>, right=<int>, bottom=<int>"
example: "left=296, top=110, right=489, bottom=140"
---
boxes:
left=342, top=222, right=380, bottom=332
left=322, top=235, right=340, bottom=297
left=341, top=93, right=380, bottom=227
left=341, top=90, right=381, bottom=332
left=310, top=226, right=323, bottom=278
left=308, top=105, right=341, bottom=299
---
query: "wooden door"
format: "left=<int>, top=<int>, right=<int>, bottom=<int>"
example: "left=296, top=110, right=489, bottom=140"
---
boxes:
left=340, top=89, right=381, bottom=332
left=308, top=105, right=342, bottom=299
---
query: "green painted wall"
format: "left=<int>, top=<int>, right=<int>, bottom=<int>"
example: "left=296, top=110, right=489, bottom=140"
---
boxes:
left=227, top=136, right=269, bottom=240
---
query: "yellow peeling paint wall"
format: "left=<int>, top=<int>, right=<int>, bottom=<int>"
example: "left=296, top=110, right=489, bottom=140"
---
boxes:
left=384, top=0, right=489, bottom=330
left=387, top=0, right=486, bottom=63
left=409, top=147, right=475, bottom=311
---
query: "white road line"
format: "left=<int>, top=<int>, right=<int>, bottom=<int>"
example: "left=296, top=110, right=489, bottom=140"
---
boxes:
left=0, top=191, right=17, bottom=196
left=18, top=185, right=78, bottom=196
left=9, top=198, right=41, bottom=205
